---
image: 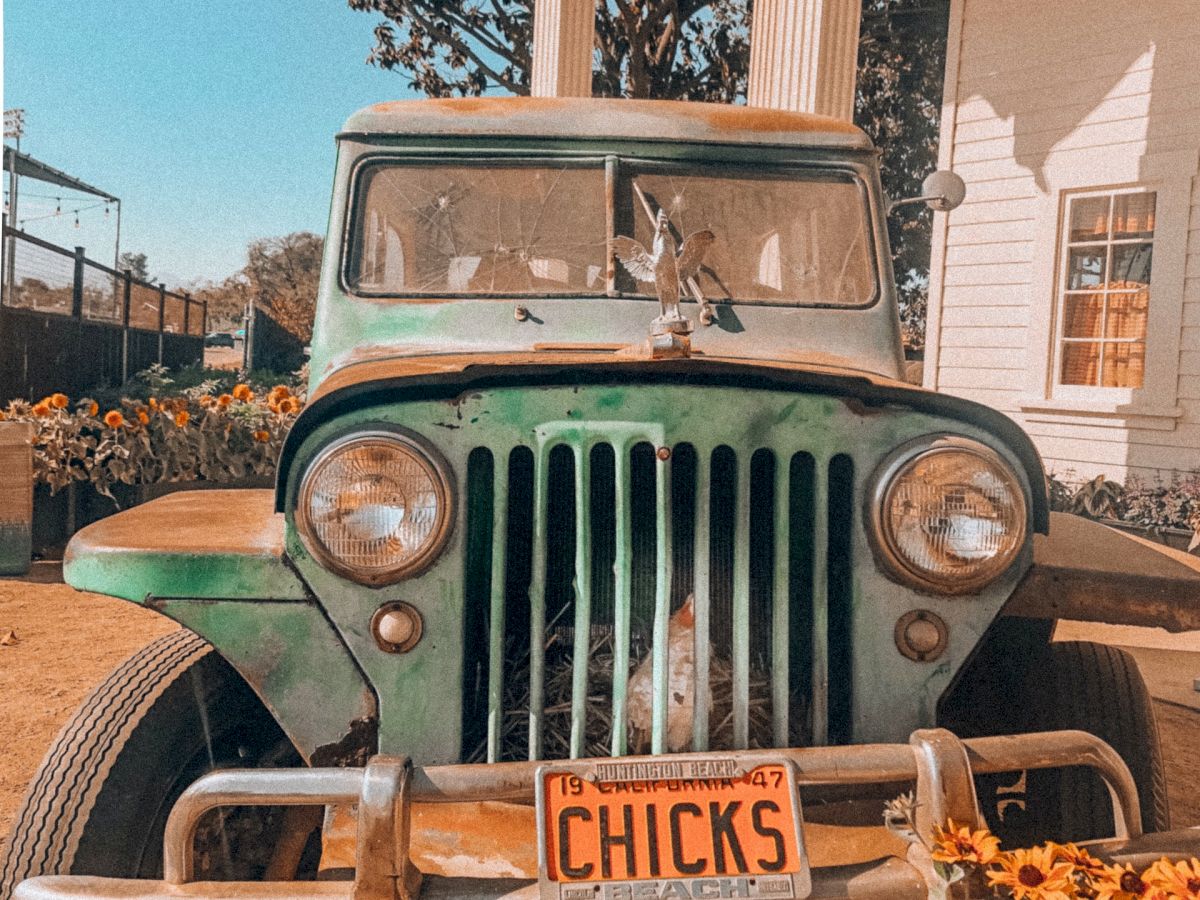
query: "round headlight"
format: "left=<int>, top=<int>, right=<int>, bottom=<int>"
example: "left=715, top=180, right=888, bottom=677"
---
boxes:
left=296, top=431, right=452, bottom=585
left=870, top=437, right=1027, bottom=593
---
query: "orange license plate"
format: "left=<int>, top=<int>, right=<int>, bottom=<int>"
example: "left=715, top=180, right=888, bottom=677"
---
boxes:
left=536, top=757, right=809, bottom=900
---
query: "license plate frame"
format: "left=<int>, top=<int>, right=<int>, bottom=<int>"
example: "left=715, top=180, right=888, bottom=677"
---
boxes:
left=535, top=755, right=811, bottom=900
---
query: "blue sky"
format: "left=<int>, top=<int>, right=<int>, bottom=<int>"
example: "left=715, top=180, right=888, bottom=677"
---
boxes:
left=3, top=1, right=420, bottom=287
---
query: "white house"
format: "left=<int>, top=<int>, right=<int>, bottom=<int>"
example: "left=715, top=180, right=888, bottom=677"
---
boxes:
left=924, top=0, right=1200, bottom=483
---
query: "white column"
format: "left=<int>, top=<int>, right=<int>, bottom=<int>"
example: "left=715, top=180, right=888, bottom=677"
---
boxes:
left=747, top=0, right=861, bottom=121
left=530, top=0, right=594, bottom=98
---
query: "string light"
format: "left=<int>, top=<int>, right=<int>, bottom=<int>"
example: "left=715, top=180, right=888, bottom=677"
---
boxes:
left=54, top=197, right=61, bottom=216
left=74, top=213, right=80, bottom=228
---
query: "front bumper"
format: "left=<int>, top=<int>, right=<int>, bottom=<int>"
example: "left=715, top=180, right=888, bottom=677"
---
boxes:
left=15, top=728, right=1200, bottom=900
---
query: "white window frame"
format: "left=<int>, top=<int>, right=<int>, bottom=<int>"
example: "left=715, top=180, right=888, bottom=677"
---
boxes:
left=1050, top=186, right=1155, bottom=401
left=1017, top=148, right=1196, bottom=430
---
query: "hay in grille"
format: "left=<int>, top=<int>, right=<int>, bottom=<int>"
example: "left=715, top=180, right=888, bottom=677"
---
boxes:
left=466, top=624, right=806, bottom=763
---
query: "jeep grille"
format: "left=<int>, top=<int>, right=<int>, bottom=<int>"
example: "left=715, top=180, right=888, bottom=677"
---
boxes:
left=460, top=436, right=855, bottom=763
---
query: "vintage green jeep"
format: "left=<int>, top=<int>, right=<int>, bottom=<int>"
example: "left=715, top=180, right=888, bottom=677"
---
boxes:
left=7, top=98, right=1200, bottom=900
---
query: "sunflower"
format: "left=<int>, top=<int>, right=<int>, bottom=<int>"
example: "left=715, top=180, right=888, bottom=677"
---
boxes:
left=931, top=819, right=1001, bottom=866
left=278, top=396, right=301, bottom=415
left=148, top=397, right=159, bottom=410
left=49, top=392, right=69, bottom=409
left=986, top=846, right=1077, bottom=900
left=103, top=410, right=126, bottom=428
left=1145, top=858, right=1200, bottom=899
left=217, top=393, right=233, bottom=407
left=232, top=383, right=254, bottom=402
left=1054, top=843, right=1107, bottom=878
left=88, top=401, right=99, bottom=417
left=269, top=385, right=291, bottom=402
left=174, top=410, right=190, bottom=427
left=136, top=408, right=150, bottom=425
left=253, top=430, right=270, bottom=443
left=31, top=401, right=51, bottom=417
left=1092, top=863, right=1156, bottom=900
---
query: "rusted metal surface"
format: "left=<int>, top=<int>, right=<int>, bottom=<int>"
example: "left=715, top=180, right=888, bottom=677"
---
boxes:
left=278, top=356, right=1050, bottom=534
left=64, top=489, right=306, bottom=601
left=341, top=98, right=872, bottom=150
left=909, top=729, right=983, bottom=835
left=15, top=729, right=1169, bottom=900
left=1003, top=512, right=1200, bottom=631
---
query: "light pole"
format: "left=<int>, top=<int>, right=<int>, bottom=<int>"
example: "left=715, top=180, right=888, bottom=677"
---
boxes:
left=3, top=108, right=26, bottom=299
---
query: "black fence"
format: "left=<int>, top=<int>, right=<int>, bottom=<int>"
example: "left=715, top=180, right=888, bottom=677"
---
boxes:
left=0, top=228, right=206, bottom=402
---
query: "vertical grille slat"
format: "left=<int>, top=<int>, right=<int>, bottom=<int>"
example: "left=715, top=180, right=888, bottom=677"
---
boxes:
left=462, top=427, right=855, bottom=764
left=691, top=447, right=712, bottom=753
left=649, top=446, right=672, bottom=755
left=569, top=443, right=593, bottom=759
left=527, top=445, right=552, bottom=762
left=771, top=456, right=791, bottom=747
left=610, top=441, right=633, bottom=756
left=731, top=451, right=753, bottom=750
left=487, top=452, right=509, bottom=763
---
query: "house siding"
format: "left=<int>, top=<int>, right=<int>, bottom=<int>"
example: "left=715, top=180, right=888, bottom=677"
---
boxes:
left=926, top=0, right=1200, bottom=484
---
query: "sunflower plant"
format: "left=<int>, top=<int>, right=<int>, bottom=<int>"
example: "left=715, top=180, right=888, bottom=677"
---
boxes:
left=883, top=797, right=1200, bottom=898
left=1, top=380, right=305, bottom=505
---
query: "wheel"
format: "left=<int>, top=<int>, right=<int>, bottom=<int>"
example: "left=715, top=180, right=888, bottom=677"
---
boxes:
left=0, top=630, right=316, bottom=896
left=1017, top=641, right=1170, bottom=843
left=944, top=630, right=1169, bottom=846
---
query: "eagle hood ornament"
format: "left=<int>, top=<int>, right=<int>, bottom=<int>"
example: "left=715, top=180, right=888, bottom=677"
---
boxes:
left=611, top=210, right=715, bottom=338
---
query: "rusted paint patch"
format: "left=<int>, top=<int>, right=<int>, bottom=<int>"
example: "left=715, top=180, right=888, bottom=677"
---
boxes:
left=312, top=715, right=378, bottom=767
left=346, top=97, right=870, bottom=148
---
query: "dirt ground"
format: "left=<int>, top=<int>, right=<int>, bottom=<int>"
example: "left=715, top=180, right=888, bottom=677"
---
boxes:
left=1, top=575, right=1197, bottom=864
left=0, top=573, right=177, bottom=856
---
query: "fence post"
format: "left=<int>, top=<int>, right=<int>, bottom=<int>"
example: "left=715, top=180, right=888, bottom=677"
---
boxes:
left=157, top=283, right=166, bottom=366
left=71, top=246, right=85, bottom=318
left=121, top=270, right=132, bottom=383
left=182, top=292, right=190, bottom=335
left=202, top=300, right=208, bottom=336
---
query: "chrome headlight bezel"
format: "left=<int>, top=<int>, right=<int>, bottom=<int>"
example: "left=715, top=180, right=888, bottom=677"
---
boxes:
left=295, top=429, right=454, bottom=586
left=866, top=435, right=1029, bottom=595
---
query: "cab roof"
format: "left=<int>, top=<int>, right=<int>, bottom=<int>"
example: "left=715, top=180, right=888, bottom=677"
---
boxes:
left=341, top=96, right=874, bottom=151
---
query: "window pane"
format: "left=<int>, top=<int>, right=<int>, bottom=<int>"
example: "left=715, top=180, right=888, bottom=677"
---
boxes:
left=619, top=168, right=875, bottom=306
left=1112, top=192, right=1156, bottom=240
left=1101, top=342, right=1145, bottom=388
left=1067, top=246, right=1107, bottom=289
left=1104, top=290, right=1149, bottom=340
left=1069, top=195, right=1110, bottom=242
left=1111, top=242, right=1153, bottom=285
left=1060, top=342, right=1100, bottom=386
left=1062, top=293, right=1104, bottom=338
left=348, top=164, right=607, bottom=294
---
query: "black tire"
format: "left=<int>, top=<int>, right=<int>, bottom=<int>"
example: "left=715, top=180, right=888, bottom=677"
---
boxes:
left=0, top=630, right=308, bottom=898
left=1017, top=641, right=1170, bottom=843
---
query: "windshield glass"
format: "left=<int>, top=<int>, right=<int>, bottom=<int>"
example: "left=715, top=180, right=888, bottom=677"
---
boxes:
left=346, top=161, right=876, bottom=306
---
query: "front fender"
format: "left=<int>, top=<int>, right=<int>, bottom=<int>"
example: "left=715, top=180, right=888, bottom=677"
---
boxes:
left=1002, top=512, right=1200, bottom=632
left=63, top=489, right=377, bottom=764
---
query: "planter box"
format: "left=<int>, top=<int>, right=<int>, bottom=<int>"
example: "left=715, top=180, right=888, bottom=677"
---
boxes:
left=1100, top=518, right=1199, bottom=556
left=33, top=476, right=275, bottom=559
left=0, top=422, right=33, bottom=575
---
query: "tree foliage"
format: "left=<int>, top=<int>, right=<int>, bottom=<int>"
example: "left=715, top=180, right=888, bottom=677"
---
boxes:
left=117, top=251, right=151, bottom=283
left=189, top=232, right=324, bottom=342
left=347, top=0, right=948, bottom=345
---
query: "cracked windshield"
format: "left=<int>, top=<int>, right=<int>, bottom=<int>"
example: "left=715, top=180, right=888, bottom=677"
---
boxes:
left=348, top=163, right=875, bottom=306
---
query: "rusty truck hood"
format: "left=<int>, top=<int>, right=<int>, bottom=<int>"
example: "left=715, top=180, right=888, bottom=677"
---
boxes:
left=281, top=349, right=1049, bottom=532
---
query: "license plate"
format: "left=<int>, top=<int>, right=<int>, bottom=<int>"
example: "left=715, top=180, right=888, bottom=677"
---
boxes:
left=536, top=756, right=810, bottom=900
